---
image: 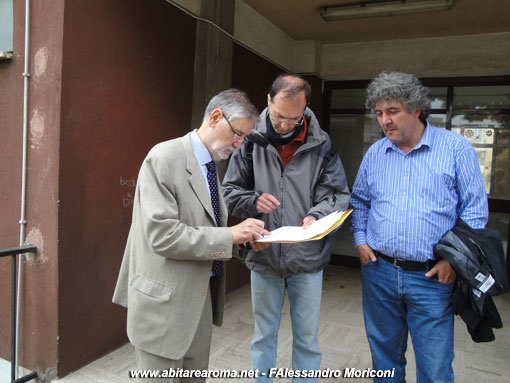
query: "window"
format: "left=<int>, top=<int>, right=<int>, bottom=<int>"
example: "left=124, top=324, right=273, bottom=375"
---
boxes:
left=0, top=0, right=13, bottom=59
left=325, top=76, right=510, bottom=260
left=450, top=86, right=510, bottom=199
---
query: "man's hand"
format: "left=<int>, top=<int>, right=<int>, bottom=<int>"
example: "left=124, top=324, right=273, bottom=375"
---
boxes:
left=356, top=244, right=377, bottom=265
left=230, top=218, right=270, bottom=245
left=250, top=241, right=272, bottom=252
left=425, top=259, right=456, bottom=284
left=302, top=216, right=316, bottom=229
left=256, top=193, right=280, bottom=214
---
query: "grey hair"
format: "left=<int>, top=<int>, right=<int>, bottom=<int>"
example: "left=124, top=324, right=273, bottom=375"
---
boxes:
left=203, top=89, right=259, bottom=123
left=366, top=71, right=431, bottom=121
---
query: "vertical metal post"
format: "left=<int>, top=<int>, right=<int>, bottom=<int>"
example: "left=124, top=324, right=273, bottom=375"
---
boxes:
left=17, top=0, right=32, bottom=378
left=11, top=255, right=17, bottom=383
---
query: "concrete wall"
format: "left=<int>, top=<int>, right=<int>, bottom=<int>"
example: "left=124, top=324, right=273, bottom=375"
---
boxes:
left=234, top=0, right=294, bottom=72
left=321, top=32, right=510, bottom=80
left=233, top=1, right=321, bottom=75
left=231, top=1, right=510, bottom=80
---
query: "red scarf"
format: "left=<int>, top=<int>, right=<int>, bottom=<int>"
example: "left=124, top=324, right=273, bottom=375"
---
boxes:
left=273, top=118, right=308, bottom=167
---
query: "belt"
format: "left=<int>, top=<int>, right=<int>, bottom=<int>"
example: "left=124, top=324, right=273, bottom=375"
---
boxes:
left=375, top=251, right=436, bottom=272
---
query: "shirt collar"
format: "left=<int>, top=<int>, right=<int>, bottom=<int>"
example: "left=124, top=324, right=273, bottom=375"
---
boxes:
left=417, top=121, right=433, bottom=149
left=190, top=129, right=212, bottom=166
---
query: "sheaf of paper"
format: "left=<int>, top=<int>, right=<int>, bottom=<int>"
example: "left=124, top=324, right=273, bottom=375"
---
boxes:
left=256, top=209, right=352, bottom=243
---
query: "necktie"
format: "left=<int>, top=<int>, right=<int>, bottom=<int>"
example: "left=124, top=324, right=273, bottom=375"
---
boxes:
left=205, top=161, right=223, bottom=277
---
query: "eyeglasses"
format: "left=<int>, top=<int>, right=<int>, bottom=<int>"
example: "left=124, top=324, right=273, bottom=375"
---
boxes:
left=223, top=112, right=247, bottom=142
left=269, top=109, right=304, bottom=128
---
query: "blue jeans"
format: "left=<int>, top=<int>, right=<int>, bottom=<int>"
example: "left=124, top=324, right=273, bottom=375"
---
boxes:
left=250, top=270, right=323, bottom=383
left=362, top=258, right=454, bottom=383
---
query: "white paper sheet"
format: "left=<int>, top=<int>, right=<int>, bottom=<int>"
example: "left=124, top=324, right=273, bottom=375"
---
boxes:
left=256, top=210, right=348, bottom=243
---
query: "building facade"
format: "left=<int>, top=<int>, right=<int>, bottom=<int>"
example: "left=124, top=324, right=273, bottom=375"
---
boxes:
left=0, top=0, right=508, bottom=380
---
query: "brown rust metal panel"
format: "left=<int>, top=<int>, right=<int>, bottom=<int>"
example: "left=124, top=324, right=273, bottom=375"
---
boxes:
left=57, top=0, right=196, bottom=376
left=0, top=0, right=64, bottom=377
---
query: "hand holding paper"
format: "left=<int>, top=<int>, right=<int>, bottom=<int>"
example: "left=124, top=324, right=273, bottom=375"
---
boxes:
left=255, top=209, right=353, bottom=243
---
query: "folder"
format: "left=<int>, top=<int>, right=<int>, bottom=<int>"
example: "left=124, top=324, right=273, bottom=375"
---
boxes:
left=255, top=209, right=353, bottom=243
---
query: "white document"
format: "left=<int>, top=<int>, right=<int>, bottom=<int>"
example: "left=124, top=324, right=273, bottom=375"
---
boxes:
left=256, top=209, right=352, bottom=243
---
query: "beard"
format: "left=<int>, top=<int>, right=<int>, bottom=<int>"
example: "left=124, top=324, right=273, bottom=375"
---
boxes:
left=212, top=145, right=236, bottom=160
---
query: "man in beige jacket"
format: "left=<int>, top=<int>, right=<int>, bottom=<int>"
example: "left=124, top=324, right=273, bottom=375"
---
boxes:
left=113, top=89, right=269, bottom=382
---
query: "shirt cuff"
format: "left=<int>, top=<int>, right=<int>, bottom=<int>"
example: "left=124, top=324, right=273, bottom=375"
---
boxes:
left=352, top=231, right=367, bottom=248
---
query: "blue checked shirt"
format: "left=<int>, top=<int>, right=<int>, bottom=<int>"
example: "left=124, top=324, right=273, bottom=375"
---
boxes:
left=351, top=123, right=488, bottom=262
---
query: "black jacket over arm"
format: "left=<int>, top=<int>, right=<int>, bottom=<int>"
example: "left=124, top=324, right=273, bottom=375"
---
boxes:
left=434, top=219, right=508, bottom=342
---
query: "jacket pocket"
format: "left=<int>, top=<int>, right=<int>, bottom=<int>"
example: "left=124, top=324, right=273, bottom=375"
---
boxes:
left=130, top=274, right=173, bottom=301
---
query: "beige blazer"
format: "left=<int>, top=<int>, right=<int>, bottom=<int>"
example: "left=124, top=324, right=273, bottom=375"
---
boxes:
left=113, top=133, right=233, bottom=360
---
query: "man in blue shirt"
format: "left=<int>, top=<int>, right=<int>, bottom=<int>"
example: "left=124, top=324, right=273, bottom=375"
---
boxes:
left=351, top=71, right=488, bottom=383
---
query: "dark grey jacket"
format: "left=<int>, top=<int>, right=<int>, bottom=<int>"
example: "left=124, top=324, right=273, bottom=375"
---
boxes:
left=434, top=219, right=508, bottom=342
left=222, top=107, right=350, bottom=277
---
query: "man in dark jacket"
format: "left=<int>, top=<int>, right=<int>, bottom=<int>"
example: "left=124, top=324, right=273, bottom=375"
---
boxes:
left=223, top=74, right=350, bottom=382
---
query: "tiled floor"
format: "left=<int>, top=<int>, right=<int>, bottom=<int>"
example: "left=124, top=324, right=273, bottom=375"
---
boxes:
left=56, top=265, right=510, bottom=383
